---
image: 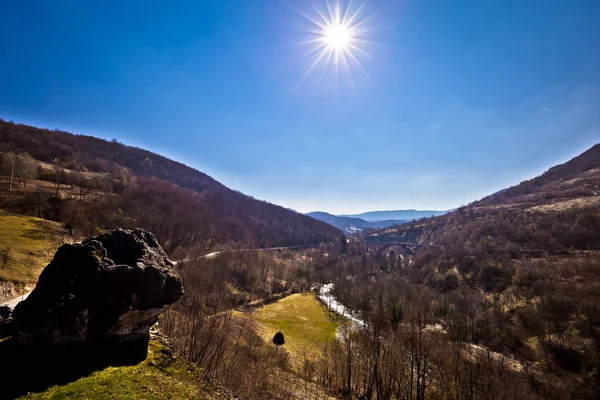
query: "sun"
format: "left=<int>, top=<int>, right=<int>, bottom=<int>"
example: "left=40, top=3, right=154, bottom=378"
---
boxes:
left=324, top=23, right=352, bottom=51
left=295, top=0, right=373, bottom=88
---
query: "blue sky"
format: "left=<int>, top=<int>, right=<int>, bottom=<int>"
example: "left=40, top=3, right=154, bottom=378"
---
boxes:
left=1, top=0, right=598, bottom=214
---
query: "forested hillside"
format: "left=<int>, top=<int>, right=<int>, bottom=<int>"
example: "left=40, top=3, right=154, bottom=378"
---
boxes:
left=365, top=143, right=600, bottom=252
left=476, top=143, right=600, bottom=207
left=333, top=143, right=600, bottom=399
left=0, top=119, right=341, bottom=255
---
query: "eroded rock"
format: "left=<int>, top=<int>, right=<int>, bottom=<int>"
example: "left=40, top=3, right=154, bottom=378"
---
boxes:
left=12, top=228, right=183, bottom=346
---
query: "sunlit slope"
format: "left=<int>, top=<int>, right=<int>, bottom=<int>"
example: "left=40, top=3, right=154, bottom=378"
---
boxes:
left=240, top=292, right=343, bottom=369
left=0, top=211, right=63, bottom=283
left=363, top=143, right=600, bottom=251
left=17, top=340, right=211, bottom=400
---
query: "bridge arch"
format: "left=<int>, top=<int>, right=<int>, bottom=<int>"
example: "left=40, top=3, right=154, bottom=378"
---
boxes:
left=363, top=241, right=443, bottom=257
left=374, top=243, right=417, bottom=256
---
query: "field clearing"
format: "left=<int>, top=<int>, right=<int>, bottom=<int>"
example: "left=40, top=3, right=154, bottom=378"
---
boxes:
left=35, top=159, right=107, bottom=181
left=527, top=195, right=600, bottom=212
left=0, top=211, right=64, bottom=283
left=239, top=292, right=343, bottom=370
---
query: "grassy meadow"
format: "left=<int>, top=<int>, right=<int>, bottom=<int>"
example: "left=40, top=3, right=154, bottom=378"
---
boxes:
left=0, top=210, right=64, bottom=283
left=17, top=339, right=211, bottom=400
left=241, top=292, right=343, bottom=370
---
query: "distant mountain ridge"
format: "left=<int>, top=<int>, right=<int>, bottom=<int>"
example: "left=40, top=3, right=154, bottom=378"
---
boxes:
left=307, top=211, right=410, bottom=234
left=340, top=209, right=450, bottom=222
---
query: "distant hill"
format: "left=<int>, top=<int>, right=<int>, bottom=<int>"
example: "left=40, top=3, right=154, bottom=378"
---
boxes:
left=341, top=209, right=449, bottom=222
left=307, top=211, right=408, bottom=234
left=307, top=212, right=370, bottom=234
left=474, top=143, right=600, bottom=208
left=0, top=119, right=342, bottom=252
left=362, top=143, right=600, bottom=251
left=350, top=144, right=600, bottom=398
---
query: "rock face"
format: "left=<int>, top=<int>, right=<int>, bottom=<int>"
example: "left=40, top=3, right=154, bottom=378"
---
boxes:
left=12, top=229, right=183, bottom=346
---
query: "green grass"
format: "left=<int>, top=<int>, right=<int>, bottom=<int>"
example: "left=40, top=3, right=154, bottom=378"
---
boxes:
left=244, top=292, right=342, bottom=369
left=0, top=210, right=63, bottom=283
left=18, top=340, right=211, bottom=400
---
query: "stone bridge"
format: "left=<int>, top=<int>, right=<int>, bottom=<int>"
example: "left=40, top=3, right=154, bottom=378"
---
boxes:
left=363, top=240, right=444, bottom=256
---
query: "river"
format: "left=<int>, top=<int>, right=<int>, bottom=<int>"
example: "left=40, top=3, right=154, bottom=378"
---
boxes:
left=317, top=283, right=365, bottom=326
left=316, top=282, right=524, bottom=372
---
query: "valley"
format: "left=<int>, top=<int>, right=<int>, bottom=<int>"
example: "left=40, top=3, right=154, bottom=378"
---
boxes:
left=1, top=1, right=598, bottom=398
left=0, top=122, right=598, bottom=400
left=307, top=211, right=409, bottom=234
left=307, top=210, right=449, bottom=234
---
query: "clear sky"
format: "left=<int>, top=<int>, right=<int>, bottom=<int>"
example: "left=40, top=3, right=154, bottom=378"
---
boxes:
left=1, top=0, right=598, bottom=214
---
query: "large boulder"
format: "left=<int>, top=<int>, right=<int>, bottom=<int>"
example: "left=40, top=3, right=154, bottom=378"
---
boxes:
left=12, top=228, right=183, bottom=346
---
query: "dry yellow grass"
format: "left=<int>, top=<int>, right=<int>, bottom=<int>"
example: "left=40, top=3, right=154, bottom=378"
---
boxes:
left=527, top=196, right=600, bottom=212
left=239, top=292, right=342, bottom=370
left=0, top=210, right=64, bottom=283
left=17, top=340, right=211, bottom=400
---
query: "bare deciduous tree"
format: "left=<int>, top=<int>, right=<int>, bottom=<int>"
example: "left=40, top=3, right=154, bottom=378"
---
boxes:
left=0, top=247, right=11, bottom=270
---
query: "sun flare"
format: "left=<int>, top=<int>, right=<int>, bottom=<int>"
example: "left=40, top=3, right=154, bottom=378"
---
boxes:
left=324, top=23, right=352, bottom=51
left=296, top=0, right=373, bottom=88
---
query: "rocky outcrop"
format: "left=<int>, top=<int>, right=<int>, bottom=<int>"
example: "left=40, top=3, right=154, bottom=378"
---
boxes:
left=12, top=228, right=183, bottom=346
